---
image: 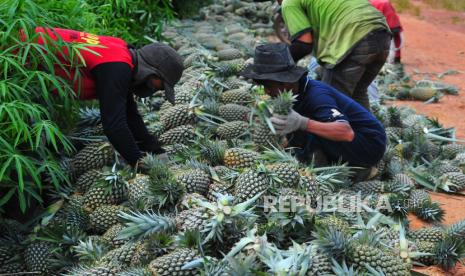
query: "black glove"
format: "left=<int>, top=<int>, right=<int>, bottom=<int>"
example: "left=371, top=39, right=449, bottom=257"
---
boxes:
left=138, top=135, right=165, bottom=155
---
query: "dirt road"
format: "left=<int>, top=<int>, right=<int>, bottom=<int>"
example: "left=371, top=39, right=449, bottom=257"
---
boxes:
left=393, top=8, right=465, bottom=139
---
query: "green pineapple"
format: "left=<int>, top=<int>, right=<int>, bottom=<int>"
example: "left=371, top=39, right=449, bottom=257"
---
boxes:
left=348, top=242, right=410, bottom=275
left=148, top=248, right=201, bottom=276
left=0, top=261, right=26, bottom=274
left=385, top=126, right=403, bottom=141
left=160, top=124, right=196, bottom=145
left=414, top=241, right=436, bottom=266
left=252, top=122, right=280, bottom=149
left=131, top=236, right=173, bottom=266
left=215, top=120, right=249, bottom=140
left=440, top=172, right=465, bottom=192
left=207, top=181, right=233, bottom=202
left=407, top=227, right=446, bottom=243
left=98, top=241, right=138, bottom=269
left=126, top=174, right=151, bottom=206
left=72, top=142, right=115, bottom=177
left=159, top=101, right=173, bottom=113
left=220, top=88, right=252, bottom=104
left=160, top=104, right=195, bottom=130
left=315, top=215, right=351, bottom=234
left=234, top=166, right=273, bottom=203
left=387, top=106, right=404, bottom=127
left=217, top=48, right=243, bottom=61
left=408, top=189, right=431, bottom=209
left=267, top=163, right=300, bottom=188
left=215, top=58, right=246, bottom=77
left=222, top=76, right=248, bottom=89
left=175, top=169, right=211, bottom=195
left=351, top=180, right=385, bottom=195
left=441, top=143, right=465, bottom=159
left=75, top=169, right=103, bottom=193
left=183, top=52, right=200, bottom=68
left=392, top=173, right=415, bottom=190
left=433, top=162, right=462, bottom=176
left=89, top=205, right=127, bottom=234
left=223, top=147, right=259, bottom=169
left=307, top=250, right=333, bottom=276
left=102, top=223, right=126, bottom=249
left=174, top=89, right=194, bottom=105
left=270, top=90, right=297, bottom=115
left=83, top=170, right=127, bottom=211
left=218, top=103, right=250, bottom=122
left=24, top=241, right=53, bottom=274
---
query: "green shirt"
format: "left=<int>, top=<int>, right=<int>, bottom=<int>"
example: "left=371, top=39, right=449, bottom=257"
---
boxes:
left=282, top=0, right=389, bottom=68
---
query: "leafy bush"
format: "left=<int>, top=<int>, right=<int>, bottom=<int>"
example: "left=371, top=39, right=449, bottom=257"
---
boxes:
left=0, top=0, right=80, bottom=213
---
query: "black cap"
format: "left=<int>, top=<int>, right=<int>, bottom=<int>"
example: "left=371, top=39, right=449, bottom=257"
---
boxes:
left=240, top=43, right=307, bottom=83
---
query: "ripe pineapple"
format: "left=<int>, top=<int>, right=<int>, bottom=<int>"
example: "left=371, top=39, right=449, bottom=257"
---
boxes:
left=75, top=169, right=103, bottom=193
left=72, top=142, right=115, bottom=177
left=385, top=126, right=403, bottom=141
left=148, top=248, right=200, bottom=276
left=315, top=215, right=351, bottom=234
left=217, top=48, right=243, bottom=61
left=348, top=243, right=410, bottom=275
left=220, top=88, right=252, bottom=104
left=267, top=163, right=300, bottom=188
left=218, top=103, right=250, bottom=122
left=307, top=250, right=333, bottom=275
left=441, top=143, right=465, bottom=159
left=160, top=124, right=196, bottom=145
left=215, top=120, right=249, bottom=140
left=89, top=205, right=127, bottom=234
left=351, top=180, right=385, bottom=195
left=160, top=104, right=195, bottom=130
left=223, top=147, right=259, bottom=169
left=407, top=227, right=446, bottom=243
left=174, top=89, right=194, bottom=105
left=126, top=174, right=151, bottom=205
left=392, top=173, right=415, bottom=189
left=99, top=241, right=138, bottom=268
left=252, top=122, right=280, bottom=149
left=24, top=241, right=53, bottom=274
left=175, top=169, right=211, bottom=195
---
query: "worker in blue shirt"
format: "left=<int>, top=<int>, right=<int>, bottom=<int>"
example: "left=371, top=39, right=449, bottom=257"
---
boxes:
left=241, top=43, right=386, bottom=179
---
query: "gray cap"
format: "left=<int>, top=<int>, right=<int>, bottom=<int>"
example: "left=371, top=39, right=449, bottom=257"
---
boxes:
left=132, top=43, right=184, bottom=103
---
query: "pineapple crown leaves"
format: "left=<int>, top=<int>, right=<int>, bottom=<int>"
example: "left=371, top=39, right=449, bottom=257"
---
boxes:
left=412, top=200, right=445, bottom=223
left=331, top=259, right=360, bottom=276
left=446, top=219, right=465, bottom=239
left=312, top=226, right=350, bottom=262
left=116, top=210, right=177, bottom=241
left=434, top=236, right=465, bottom=271
left=175, top=229, right=202, bottom=249
left=268, top=90, right=298, bottom=116
left=72, top=238, right=107, bottom=264
left=258, top=145, right=299, bottom=165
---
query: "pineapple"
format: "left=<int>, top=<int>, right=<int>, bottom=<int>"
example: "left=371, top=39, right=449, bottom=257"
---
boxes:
left=99, top=241, right=138, bottom=268
left=407, top=227, right=446, bottom=243
left=175, top=169, right=211, bottom=195
left=414, top=241, right=436, bottom=266
left=351, top=180, right=385, bottom=195
left=77, top=106, right=102, bottom=127
left=218, top=103, right=250, bottom=122
left=215, top=58, right=246, bottom=77
left=385, top=126, right=403, bottom=141
left=223, top=147, right=258, bottom=169
left=126, top=174, right=151, bottom=206
left=433, top=162, right=462, bottom=176
left=348, top=243, right=410, bottom=275
left=267, top=163, right=300, bottom=188
left=174, top=89, right=194, bottom=105
left=270, top=90, right=297, bottom=115
left=0, top=262, right=26, bottom=274
left=159, top=101, right=173, bottom=113
left=223, top=76, right=248, bottom=89
left=215, top=120, right=249, bottom=140
left=89, top=205, right=127, bottom=234
left=315, top=215, right=351, bottom=234
left=207, top=181, right=233, bottom=202
left=408, top=189, right=431, bottom=209
left=160, top=104, right=195, bottom=130
left=441, top=143, right=465, bottom=159
left=75, top=169, right=103, bottom=193
left=148, top=248, right=200, bottom=276
left=71, top=142, right=115, bottom=177
left=234, top=167, right=271, bottom=203
left=160, top=124, right=196, bottom=145
left=220, top=88, right=252, bottom=104
left=299, top=175, right=320, bottom=207
left=307, top=250, right=333, bottom=275
left=440, top=172, right=465, bottom=192
left=130, top=234, right=173, bottom=266
left=102, top=223, right=126, bottom=249
left=217, top=48, right=243, bottom=61
left=252, top=122, right=280, bottom=149
left=83, top=171, right=127, bottom=211
left=24, top=241, right=53, bottom=274
left=392, top=173, right=415, bottom=190
left=386, top=106, right=403, bottom=127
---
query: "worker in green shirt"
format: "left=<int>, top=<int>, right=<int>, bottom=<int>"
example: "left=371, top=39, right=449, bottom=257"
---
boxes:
left=279, top=0, right=391, bottom=110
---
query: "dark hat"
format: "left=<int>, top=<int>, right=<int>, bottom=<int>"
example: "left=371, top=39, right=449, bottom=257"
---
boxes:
left=240, top=43, right=307, bottom=83
left=132, top=43, right=184, bottom=103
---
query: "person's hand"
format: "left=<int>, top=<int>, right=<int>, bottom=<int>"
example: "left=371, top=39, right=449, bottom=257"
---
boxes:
left=270, top=109, right=308, bottom=135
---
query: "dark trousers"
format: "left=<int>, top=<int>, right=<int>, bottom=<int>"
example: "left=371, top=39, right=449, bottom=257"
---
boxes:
left=290, top=131, right=386, bottom=168
left=321, top=29, right=391, bottom=110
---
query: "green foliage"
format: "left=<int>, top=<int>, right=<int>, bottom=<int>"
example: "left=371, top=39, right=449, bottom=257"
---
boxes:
left=172, top=0, right=213, bottom=19
left=0, top=0, right=81, bottom=213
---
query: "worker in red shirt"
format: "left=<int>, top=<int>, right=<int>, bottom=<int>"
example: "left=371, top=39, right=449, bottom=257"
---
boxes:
left=31, top=27, right=184, bottom=166
left=369, top=0, right=404, bottom=63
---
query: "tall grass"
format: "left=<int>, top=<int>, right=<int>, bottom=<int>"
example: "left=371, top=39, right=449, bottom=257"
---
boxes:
left=422, top=0, right=465, bottom=12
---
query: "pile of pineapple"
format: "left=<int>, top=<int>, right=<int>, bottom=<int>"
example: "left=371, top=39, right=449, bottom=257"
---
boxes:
left=2, top=1, right=465, bottom=275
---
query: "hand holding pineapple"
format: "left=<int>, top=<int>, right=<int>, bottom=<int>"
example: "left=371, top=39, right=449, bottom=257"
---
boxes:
left=270, top=109, right=308, bottom=135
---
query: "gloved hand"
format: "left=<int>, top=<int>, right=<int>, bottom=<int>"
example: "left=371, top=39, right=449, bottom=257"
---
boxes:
left=270, top=109, right=308, bottom=136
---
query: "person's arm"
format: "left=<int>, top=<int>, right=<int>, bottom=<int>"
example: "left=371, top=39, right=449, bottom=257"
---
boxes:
left=304, top=120, right=354, bottom=142
left=126, top=94, right=165, bottom=154
left=91, top=62, right=143, bottom=166
left=281, top=0, right=314, bottom=61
